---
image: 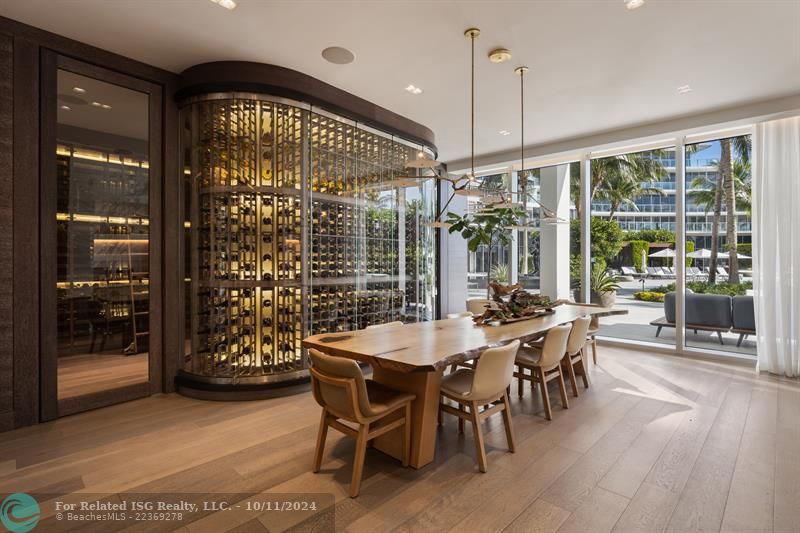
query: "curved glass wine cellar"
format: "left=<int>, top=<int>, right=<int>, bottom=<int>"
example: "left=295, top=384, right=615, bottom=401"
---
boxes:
left=177, top=93, right=437, bottom=395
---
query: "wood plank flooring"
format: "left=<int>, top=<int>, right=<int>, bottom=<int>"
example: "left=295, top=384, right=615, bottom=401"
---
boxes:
left=1, top=344, right=798, bottom=533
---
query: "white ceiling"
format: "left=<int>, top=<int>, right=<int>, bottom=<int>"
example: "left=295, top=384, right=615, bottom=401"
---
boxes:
left=3, top=0, right=799, bottom=162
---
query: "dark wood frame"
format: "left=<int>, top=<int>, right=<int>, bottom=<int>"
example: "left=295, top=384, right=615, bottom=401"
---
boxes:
left=39, top=52, right=165, bottom=420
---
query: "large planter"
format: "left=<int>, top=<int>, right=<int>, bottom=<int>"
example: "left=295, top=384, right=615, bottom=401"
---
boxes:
left=591, top=290, right=616, bottom=308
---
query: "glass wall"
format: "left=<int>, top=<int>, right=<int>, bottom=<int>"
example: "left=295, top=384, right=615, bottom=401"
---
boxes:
left=587, top=147, right=676, bottom=347
left=684, top=135, right=755, bottom=356
left=180, top=97, right=437, bottom=384
left=465, top=173, right=511, bottom=298
left=55, top=70, right=150, bottom=400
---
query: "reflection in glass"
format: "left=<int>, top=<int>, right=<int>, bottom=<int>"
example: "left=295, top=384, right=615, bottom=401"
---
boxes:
left=56, top=70, right=150, bottom=400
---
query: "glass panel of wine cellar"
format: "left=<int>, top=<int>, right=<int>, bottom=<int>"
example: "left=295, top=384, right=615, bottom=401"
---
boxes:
left=180, top=95, right=437, bottom=387
left=56, top=70, right=150, bottom=399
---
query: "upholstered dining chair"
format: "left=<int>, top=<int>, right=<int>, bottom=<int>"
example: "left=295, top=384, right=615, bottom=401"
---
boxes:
left=438, top=340, right=520, bottom=473
left=465, top=298, right=491, bottom=316
left=308, top=349, right=415, bottom=498
left=365, top=321, right=404, bottom=330
left=514, top=324, right=572, bottom=420
left=446, top=311, right=474, bottom=319
left=561, top=316, right=592, bottom=397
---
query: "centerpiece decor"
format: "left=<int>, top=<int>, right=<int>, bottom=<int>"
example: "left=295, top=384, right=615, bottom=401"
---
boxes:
left=472, top=282, right=559, bottom=325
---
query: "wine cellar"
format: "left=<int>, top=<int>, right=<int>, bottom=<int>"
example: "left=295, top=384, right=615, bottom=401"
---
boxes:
left=178, top=94, right=438, bottom=392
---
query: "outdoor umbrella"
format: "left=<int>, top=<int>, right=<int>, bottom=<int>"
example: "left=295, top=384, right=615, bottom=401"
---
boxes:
left=649, top=248, right=676, bottom=267
left=648, top=249, right=676, bottom=257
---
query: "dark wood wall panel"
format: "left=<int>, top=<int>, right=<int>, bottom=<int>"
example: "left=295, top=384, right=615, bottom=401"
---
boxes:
left=13, top=37, right=41, bottom=427
left=0, top=33, right=13, bottom=431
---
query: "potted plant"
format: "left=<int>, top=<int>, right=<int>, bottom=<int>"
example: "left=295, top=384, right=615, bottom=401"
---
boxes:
left=589, top=265, right=620, bottom=307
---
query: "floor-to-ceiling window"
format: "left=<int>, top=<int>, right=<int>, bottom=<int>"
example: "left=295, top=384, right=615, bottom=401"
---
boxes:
left=683, top=134, right=755, bottom=356
left=587, top=147, right=677, bottom=347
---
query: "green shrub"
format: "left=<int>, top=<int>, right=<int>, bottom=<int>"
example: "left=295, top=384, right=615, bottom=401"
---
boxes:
left=685, top=240, right=695, bottom=268
left=736, top=243, right=752, bottom=268
left=571, top=218, right=623, bottom=264
left=634, top=291, right=665, bottom=302
left=624, top=229, right=675, bottom=243
left=686, top=280, right=752, bottom=296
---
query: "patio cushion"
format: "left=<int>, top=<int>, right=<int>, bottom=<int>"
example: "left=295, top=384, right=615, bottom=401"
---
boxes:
left=732, top=296, right=755, bottom=332
left=664, top=292, right=732, bottom=329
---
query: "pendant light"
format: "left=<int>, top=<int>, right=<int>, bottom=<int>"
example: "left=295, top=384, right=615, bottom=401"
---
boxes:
left=423, top=27, right=483, bottom=228
left=514, top=65, right=568, bottom=226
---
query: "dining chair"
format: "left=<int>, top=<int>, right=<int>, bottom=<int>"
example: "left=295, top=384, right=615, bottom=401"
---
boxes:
left=561, top=316, right=592, bottom=397
left=365, top=321, right=404, bottom=330
left=514, top=324, right=572, bottom=420
left=308, top=349, right=415, bottom=498
left=465, top=298, right=491, bottom=316
left=447, top=311, right=474, bottom=319
left=438, top=339, right=520, bottom=473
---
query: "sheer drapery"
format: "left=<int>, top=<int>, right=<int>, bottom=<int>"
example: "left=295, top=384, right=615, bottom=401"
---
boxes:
left=753, top=116, right=800, bottom=377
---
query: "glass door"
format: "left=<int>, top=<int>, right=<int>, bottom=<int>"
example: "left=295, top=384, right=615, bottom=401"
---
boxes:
left=41, top=54, right=162, bottom=419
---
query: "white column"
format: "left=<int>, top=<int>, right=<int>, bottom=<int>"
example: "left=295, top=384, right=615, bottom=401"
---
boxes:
left=540, top=164, right=571, bottom=300
left=439, top=186, right=469, bottom=316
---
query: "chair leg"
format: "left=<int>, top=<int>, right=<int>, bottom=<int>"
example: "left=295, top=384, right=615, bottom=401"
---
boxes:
left=449, top=363, right=458, bottom=374
left=458, top=403, right=465, bottom=434
left=517, top=366, right=524, bottom=398
left=591, top=336, right=597, bottom=364
left=578, top=349, right=589, bottom=389
left=538, top=368, right=552, bottom=420
left=402, top=403, right=411, bottom=468
left=469, top=401, right=488, bottom=472
left=312, top=409, right=329, bottom=473
left=737, top=333, right=744, bottom=348
left=556, top=367, right=569, bottom=410
left=501, top=392, right=516, bottom=453
left=438, top=397, right=443, bottom=426
left=717, top=331, right=724, bottom=345
left=564, top=355, right=579, bottom=398
left=350, top=424, right=369, bottom=498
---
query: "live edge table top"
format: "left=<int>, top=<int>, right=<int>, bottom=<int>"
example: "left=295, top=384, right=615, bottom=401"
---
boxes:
left=302, top=304, right=627, bottom=374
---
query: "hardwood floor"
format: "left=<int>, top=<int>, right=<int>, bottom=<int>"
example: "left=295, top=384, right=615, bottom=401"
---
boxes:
left=1, top=344, right=798, bottom=532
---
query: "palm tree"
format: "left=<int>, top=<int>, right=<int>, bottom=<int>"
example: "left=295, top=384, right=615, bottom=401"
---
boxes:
left=598, top=172, right=666, bottom=218
left=723, top=135, right=751, bottom=284
left=569, top=152, right=667, bottom=218
left=688, top=159, right=723, bottom=283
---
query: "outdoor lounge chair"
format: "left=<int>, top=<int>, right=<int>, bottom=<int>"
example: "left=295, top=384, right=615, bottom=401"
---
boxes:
left=621, top=266, right=644, bottom=279
left=716, top=267, right=729, bottom=281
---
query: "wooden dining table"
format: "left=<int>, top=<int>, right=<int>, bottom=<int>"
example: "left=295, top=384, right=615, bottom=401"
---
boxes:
left=302, top=303, right=627, bottom=469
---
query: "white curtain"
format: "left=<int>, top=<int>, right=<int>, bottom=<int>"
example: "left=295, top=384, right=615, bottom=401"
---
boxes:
left=753, top=116, right=800, bottom=377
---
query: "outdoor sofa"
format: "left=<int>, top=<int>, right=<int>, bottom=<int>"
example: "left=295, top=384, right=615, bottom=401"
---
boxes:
left=650, top=293, right=755, bottom=346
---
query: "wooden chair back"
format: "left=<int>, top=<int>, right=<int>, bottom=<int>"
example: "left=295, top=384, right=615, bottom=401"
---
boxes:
left=309, top=348, right=372, bottom=422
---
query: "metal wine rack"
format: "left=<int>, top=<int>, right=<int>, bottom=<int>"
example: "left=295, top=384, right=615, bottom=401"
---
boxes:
left=180, top=95, right=437, bottom=389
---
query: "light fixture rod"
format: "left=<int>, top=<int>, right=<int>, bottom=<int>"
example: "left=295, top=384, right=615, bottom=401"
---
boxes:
left=465, top=28, right=480, bottom=181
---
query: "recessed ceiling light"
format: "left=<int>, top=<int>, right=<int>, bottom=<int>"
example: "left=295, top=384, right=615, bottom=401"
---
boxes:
left=60, top=105, right=71, bottom=111
left=322, top=46, right=355, bottom=65
left=499, top=130, right=511, bottom=136
left=210, top=0, right=237, bottom=10
left=405, top=84, right=423, bottom=95
left=91, top=101, right=102, bottom=107
left=72, top=87, right=86, bottom=94
left=677, top=85, right=692, bottom=94
left=625, top=0, right=645, bottom=9
left=101, top=104, right=112, bottom=109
